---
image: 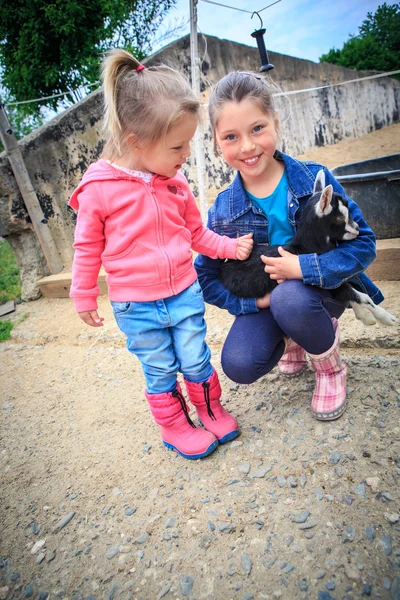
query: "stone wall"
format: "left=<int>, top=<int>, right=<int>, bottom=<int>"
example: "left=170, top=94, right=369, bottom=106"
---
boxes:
left=1, top=34, right=399, bottom=299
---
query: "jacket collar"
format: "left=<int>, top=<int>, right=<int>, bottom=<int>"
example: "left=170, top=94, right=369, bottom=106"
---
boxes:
left=228, top=150, right=316, bottom=220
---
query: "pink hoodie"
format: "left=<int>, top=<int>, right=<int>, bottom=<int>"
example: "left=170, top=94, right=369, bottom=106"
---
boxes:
left=69, top=160, right=238, bottom=312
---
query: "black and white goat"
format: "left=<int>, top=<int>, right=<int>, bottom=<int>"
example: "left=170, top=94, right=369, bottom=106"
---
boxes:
left=220, top=170, right=396, bottom=327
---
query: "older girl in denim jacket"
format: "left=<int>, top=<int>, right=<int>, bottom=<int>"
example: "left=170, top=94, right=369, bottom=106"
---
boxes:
left=195, top=71, right=383, bottom=421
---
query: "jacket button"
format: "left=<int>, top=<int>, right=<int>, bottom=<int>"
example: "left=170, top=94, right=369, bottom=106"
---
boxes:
left=289, top=203, right=294, bottom=207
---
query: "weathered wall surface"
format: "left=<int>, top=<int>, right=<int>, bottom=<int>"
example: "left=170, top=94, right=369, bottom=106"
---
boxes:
left=1, top=34, right=399, bottom=299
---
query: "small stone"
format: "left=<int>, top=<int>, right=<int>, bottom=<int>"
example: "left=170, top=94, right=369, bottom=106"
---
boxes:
left=342, top=525, right=356, bottom=543
left=219, top=522, right=235, bottom=533
left=180, top=576, right=194, bottom=596
left=299, top=579, right=308, bottom=591
left=362, top=583, right=372, bottom=596
left=365, top=526, right=375, bottom=542
left=326, top=581, right=335, bottom=590
left=124, top=507, right=136, bottom=516
left=241, top=553, right=252, bottom=575
left=299, top=474, right=307, bottom=488
left=383, top=577, right=391, bottom=590
left=156, top=583, right=171, bottom=600
left=384, top=512, right=399, bottom=524
left=293, top=511, right=310, bottom=524
left=165, top=518, right=176, bottom=528
left=365, top=477, right=380, bottom=492
left=24, top=585, right=34, bottom=598
left=0, top=587, right=9, bottom=600
left=106, top=545, right=119, bottom=559
left=250, top=466, right=271, bottom=478
left=316, top=570, right=325, bottom=580
left=30, top=539, right=46, bottom=555
left=379, top=535, right=392, bottom=555
left=134, top=533, right=149, bottom=544
left=52, top=512, right=75, bottom=534
left=354, top=482, right=367, bottom=498
left=283, top=563, right=294, bottom=573
left=318, top=592, right=334, bottom=600
left=237, top=463, right=251, bottom=475
left=328, top=452, right=341, bottom=465
left=299, top=519, right=318, bottom=530
left=277, top=475, right=287, bottom=487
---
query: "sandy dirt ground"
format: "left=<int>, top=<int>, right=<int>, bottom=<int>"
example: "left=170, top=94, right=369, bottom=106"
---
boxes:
left=1, top=125, right=400, bottom=600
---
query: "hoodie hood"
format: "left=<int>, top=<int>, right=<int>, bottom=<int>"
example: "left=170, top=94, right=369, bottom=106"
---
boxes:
left=69, top=159, right=162, bottom=210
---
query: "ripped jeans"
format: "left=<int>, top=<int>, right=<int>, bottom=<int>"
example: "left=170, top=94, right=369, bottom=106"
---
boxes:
left=221, top=280, right=347, bottom=385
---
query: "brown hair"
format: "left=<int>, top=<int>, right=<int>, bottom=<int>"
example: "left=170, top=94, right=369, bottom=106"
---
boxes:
left=101, top=49, right=200, bottom=159
left=208, top=71, right=276, bottom=153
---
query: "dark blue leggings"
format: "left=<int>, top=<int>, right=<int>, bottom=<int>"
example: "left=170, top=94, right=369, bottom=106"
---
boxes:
left=221, top=280, right=347, bottom=385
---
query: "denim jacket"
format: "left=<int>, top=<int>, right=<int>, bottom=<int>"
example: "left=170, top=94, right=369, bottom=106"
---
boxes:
left=194, top=151, right=384, bottom=316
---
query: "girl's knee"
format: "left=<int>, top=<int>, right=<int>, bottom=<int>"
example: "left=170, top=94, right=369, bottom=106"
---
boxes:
left=221, top=348, right=258, bottom=385
left=270, top=280, right=306, bottom=317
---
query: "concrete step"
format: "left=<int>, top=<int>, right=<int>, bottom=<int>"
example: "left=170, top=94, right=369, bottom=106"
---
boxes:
left=37, top=239, right=400, bottom=298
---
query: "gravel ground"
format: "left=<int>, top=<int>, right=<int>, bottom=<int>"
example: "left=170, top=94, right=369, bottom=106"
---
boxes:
left=0, top=281, right=399, bottom=600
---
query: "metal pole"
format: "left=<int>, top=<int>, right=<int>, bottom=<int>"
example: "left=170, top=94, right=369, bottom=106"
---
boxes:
left=0, top=104, right=63, bottom=274
left=189, top=0, right=208, bottom=223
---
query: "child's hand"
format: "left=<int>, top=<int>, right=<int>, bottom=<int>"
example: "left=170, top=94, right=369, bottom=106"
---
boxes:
left=256, top=292, right=271, bottom=309
left=236, top=233, right=253, bottom=260
left=78, top=310, right=104, bottom=327
left=261, top=247, right=302, bottom=281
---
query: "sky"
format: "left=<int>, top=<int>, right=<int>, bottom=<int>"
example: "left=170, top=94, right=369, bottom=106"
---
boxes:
left=161, top=0, right=397, bottom=64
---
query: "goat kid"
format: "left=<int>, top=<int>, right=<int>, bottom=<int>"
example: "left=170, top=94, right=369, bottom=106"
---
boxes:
left=220, top=170, right=396, bottom=327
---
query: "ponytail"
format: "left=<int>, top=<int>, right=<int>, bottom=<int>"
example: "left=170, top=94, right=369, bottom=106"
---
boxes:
left=101, top=49, right=142, bottom=155
left=100, top=49, right=199, bottom=160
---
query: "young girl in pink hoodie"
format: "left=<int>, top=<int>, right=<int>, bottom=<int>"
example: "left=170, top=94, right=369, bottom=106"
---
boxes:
left=69, top=50, right=253, bottom=460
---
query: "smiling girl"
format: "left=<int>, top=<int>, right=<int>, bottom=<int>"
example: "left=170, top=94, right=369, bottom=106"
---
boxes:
left=195, top=71, right=383, bottom=421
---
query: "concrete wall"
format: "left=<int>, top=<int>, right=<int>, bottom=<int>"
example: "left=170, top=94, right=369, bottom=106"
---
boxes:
left=1, top=34, right=399, bottom=299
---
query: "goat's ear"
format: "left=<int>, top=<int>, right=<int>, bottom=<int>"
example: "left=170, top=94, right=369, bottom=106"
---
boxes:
left=316, top=185, right=334, bottom=216
left=313, top=170, right=325, bottom=194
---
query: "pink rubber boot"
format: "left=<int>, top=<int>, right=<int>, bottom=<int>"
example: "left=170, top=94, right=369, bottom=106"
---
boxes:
left=278, top=337, right=307, bottom=377
left=308, top=318, right=347, bottom=420
left=184, top=370, right=239, bottom=443
left=145, top=383, right=218, bottom=459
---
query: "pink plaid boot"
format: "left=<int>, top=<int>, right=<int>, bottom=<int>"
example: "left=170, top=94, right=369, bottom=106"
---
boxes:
left=184, top=370, right=239, bottom=443
left=308, top=319, right=347, bottom=420
left=278, top=337, right=307, bottom=377
left=145, top=383, right=218, bottom=459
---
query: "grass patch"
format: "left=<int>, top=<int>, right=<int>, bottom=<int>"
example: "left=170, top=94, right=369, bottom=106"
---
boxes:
left=0, top=238, right=21, bottom=304
left=0, top=320, right=13, bottom=341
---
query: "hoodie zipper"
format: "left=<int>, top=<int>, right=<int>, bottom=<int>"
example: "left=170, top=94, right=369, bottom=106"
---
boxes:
left=149, top=174, right=175, bottom=296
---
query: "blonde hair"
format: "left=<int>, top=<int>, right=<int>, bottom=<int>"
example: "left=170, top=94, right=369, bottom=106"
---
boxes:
left=101, top=49, right=200, bottom=158
left=208, top=71, right=276, bottom=153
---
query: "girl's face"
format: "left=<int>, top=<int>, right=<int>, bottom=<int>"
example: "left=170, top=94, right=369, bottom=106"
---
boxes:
left=215, top=98, right=279, bottom=185
left=135, top=113, right=198, bottom=178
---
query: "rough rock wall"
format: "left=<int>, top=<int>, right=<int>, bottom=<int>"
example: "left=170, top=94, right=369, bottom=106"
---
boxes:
left=0, top=34, right=399, bottom=299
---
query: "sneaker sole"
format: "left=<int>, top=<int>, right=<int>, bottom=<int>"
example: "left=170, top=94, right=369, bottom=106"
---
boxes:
left=163, top=439, right=219, bottom=459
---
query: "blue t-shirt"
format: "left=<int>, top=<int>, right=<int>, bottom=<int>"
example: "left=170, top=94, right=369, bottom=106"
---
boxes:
left=246, top=170, right=294, bottom=245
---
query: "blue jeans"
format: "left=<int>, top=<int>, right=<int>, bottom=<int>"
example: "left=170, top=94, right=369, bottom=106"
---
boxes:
left=111, top=281, right=213, bottom=394
left=221, top=280, right=347, bottom=385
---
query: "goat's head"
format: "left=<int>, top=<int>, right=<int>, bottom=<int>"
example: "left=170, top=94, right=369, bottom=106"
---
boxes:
left=311, top=170, right=359, bottom=244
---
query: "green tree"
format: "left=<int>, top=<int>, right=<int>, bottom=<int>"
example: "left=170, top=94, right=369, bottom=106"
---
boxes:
left=0, top=0, right=177, bottom=118
left=320, top=3, right=400, bottom=76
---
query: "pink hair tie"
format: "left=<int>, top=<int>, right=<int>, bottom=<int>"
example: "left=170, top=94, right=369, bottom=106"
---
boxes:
left=136, top=64, right=145, bottom=73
